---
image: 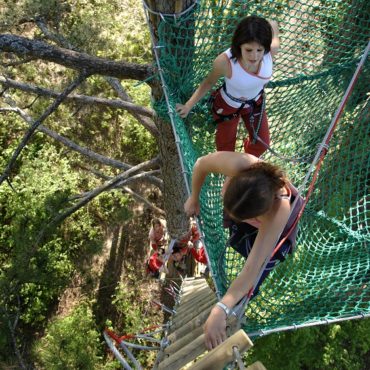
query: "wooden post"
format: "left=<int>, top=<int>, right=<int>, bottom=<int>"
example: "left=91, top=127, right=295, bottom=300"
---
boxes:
left=246, top=361, right=267, bottom=370
left=187, top=329, right=253, bottom=370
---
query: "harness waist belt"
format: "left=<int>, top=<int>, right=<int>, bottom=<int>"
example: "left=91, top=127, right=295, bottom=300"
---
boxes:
left=222, top=84, right=263, bottom=104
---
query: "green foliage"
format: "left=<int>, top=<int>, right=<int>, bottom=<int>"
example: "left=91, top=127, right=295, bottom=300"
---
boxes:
left=0, top=143, right=106, bottom=354
left=18, top=240, right=74, bottom=324
left=111, top=273, right=160, bottom=367
left=0, top=0, right=158, bottom=367
left=92, top=191, right=132, bottom=227
left=120, top=117, right=157, bottom=163
left=112, top=274, right=150, bottom=334
left=247, top=319, right=370, bottom=370
left=33, top=302, right=103, bottom=370
left=0, top=0, right=151, bottom=61
left=118, top=81, right=156, bottom=163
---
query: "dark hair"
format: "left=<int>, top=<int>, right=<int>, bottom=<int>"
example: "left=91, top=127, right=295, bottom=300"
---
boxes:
left=230, top=16, right=272, bottom=60
left=151, top=218, right=163, bottom=228
left=172, top=242, right=182, bottom=255
left=223, top=162, right=286, bottom=221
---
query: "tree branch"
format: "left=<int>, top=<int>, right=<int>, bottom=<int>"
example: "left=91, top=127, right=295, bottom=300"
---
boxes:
left=0, top=75, right=159, bottom=136
left=0, top=34, right=155, bottom=82
left=75, top=165, right=165, bottom=215
left=35, top=157, right=159, bottom=246
left=71, top=168, right=164, bottom=215
left=75, top=169, right=163, bottom=200
left=6, top=295, right=28, bottom=370
left=113, top=169, right=163, bottom=190
left=0, top=76, right=154, bottom=118
left=0, top=72, right=88, bottom=186
left=33, top=20, right=159, bottom=135
left=122, top=186, right=165, bottom=216
left=0, top=105, right=135, bottom=171
left=106, top=77, right=159, bottom=136
left=35, top=17, right=74, bottom=50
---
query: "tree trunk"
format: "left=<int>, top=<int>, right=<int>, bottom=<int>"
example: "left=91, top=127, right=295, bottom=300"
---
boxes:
left=147, top=0, right=196, bottom=238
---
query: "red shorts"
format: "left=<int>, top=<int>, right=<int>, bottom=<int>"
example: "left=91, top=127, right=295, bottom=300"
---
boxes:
left=212, top=90, right=270, bottom=157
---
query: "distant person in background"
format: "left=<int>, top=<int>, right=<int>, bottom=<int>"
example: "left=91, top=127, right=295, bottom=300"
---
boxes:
left=177, top=218, right=201, bottom=249
left=148, top=218, right=167, bottom=258
left=170, top=242, right=189, bottom=274
left=188, top=242, right=207, bottom=266
left=146, top=247, right=167, bottom=279
left=176, top=221, right=209, bottom=276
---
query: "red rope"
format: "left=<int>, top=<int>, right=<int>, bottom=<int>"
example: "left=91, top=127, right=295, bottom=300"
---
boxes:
left=271, top=42, right=369, bottom=258
left=104, top=324, right=161, bottom=343
left=271, top=151, right=325, bottom=258
left=104, top=328, right=123, bottom=344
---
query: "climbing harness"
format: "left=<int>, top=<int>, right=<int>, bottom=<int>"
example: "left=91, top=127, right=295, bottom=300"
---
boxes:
left=210, top=84, right=265, bottom=138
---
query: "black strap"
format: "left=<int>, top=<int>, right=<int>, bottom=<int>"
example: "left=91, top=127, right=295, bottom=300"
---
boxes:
left=222, top=83, right=262, bottom=105
left=212, top=101, right=249, bottom=123
left=212, top=84, right=263, bottom=124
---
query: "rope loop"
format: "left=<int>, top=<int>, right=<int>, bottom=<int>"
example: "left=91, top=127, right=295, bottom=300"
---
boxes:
left=317, top=142, right=330, bottom=156
left=232, top=346, right=246, bottom=369
left=142, top=0, right=199, bottom=22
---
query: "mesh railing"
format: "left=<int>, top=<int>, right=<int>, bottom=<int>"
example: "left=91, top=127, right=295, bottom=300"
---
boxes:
left=148, top=0, right=370, bottom=334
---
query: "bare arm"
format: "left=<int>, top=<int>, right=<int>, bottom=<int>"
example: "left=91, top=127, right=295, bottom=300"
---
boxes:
left=204, top=198, right=291, bottom=349
left=148, top=228, right=155, bottom=243
left=268, top=20, right=280, bottom=58
left=176, top=53, right=228, bottom=118
left=220, top=201, right=290, bottom=307
left=184, top=152, right=258, bottom=216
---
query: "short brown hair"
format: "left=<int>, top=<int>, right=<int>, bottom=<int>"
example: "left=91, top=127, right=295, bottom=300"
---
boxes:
left=224, top=162, right=286, bottom=221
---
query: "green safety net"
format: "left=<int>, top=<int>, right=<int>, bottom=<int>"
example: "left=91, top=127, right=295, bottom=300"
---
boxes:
left=149, top=0, right=370, bottom=334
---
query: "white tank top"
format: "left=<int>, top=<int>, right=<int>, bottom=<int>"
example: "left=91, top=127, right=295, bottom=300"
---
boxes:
left=220, top=48, right=273, bottom=108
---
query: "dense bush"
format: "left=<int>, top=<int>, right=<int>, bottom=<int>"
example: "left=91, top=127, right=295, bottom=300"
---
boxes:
left=248, top=319, right=370, bottom=370
left=33, top=303, right=103, bottom=370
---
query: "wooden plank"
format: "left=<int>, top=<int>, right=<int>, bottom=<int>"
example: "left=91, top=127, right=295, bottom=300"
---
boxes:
left=171, top=297, right=217, bottom=330
left=176, top=290, right=216, bottom=312
left=181, top=282, right=208, bottom=295
left=169, top=305, right=213, bottom=332
left=175, top=292, right=216, bottom=315
left=167, top=309, right=210, bottom=340
left=158, top=333, right=206, bottom=369
left=181, top=277, right=207, bottom=288
left=164, top=325, right=203, bottom=355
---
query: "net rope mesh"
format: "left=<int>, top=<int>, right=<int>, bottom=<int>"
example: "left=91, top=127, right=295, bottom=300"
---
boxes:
left=150, top=0, right=369, bottom=333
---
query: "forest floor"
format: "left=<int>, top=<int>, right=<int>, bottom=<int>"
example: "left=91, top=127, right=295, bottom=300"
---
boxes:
left=56, top=202, right=163, bottom=321
left=54, top=184, right=197, bottom=366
